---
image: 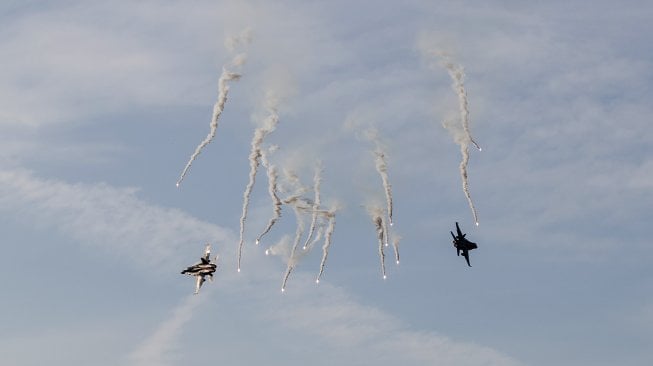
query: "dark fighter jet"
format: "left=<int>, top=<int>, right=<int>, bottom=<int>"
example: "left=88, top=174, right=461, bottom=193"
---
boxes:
left=181, top=244, right=218, bottom=294
left=451, top=222, right=478, bottom=267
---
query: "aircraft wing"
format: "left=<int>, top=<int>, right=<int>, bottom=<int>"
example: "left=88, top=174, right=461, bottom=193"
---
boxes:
left=455, top=222, right=464, bottom=238
left=194, top=275, right=206, bottom=294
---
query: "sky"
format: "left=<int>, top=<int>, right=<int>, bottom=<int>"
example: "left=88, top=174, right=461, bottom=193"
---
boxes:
left=1, top=1, right=652, bottom=365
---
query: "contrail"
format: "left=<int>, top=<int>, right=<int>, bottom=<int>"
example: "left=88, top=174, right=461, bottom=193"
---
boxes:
left=439, top=56, right=482, bottom=152
left=176, top=67, right=241, bottom=187
left=302, top=163, right=323, bottom=250
left=256, top=147, right=282, bottom=245
left=316, top=208, right=337, bottom=284
left=237, top=101, right=281, bottom=272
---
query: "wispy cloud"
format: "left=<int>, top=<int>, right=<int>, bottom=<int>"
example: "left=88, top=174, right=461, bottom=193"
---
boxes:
left=0, top=169, right=230, bottom=270
left=128, top=294, right=206, bottom=366
left=258, top=275, right=522, bottom=366
left=0, top=169, right=519, bottom=365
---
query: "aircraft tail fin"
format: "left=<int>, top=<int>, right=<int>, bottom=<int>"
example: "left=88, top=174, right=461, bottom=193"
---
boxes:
left=455, top=222, right=463, bottom=237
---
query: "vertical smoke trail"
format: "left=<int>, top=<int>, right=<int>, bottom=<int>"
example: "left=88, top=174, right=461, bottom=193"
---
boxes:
left=237, top=147, right=261, bottom=272
left=302, top=163, right=323, bottom=249
left=441, top=117, right=479, bottom=226
left=459, top=143, right=479, bottom=225
left=367, top=205, right=388, bottom=278
left=440, top=57, right=482, bottom=152
left=435, top=52, right=481, bottom=225
left=257, top=147, right=282, bottom=245
left=281, top=205, right=305, bottom=292
left=374, top=147, right=394, bottom=227
left=372, top=210, right=386, bottom=279
left=176, top=68, right=241, bottom=187
left=383, top=209, right=390, bottom=248
left=304, top=225, right=324, bottom=251
left=281, top=266, right=293, bottom=293
left=177, top=30, right=251, bottom=187
left=237, top=100, right=281, bottom=272
left=391, top=233, right=401, bottom=265
left=366, top=129, right=394, bottom=226
left=316, top=209, right=337, bottom=284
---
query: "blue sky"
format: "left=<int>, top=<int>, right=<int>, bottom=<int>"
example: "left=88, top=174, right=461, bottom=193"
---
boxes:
left=1, top=1, right=652, bottom=365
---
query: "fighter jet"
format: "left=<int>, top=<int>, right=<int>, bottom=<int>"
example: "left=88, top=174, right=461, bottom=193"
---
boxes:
left=181, top=243, right=218, bottom=294
left=451, top=222, right=477, bottom=267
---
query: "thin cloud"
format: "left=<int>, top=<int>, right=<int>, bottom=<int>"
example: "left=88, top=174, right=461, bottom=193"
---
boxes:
left=0, top=169, right=520, bottom=366
left=258, top=275, right=522, bottom=366
left=128, top=295, right=206, bottom=366
left=0, top=169, right=230, bottom=269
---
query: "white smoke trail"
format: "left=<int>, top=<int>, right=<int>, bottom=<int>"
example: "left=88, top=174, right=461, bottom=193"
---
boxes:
left=459, top=143, right=479, bottom=226
left=441, top=117, right=479, bottom=226
left=304, top=224, right=324, bottom=251
left=281, top=205, right=306, bottom=292
left=375, top=147, right=394, bottom=227
left=257, top=147, right=282, bottom=245
left=176, top=67, right=242, bottom=187
left=237, top=147, right=261, bottom=273
left=391, top=233, right=401, bottom=265
left=316, top=208, right=337, bottom=284
left=434, top=51, right=481, bottom=226
left=237, top=99, right=281, bottom=272
left=365, top=129, right=394, bottom=226
left=176, top=29, right=252, bottom=187
left=302, top=163, right=323, bottom=249
left=369, top=206, right=387, bottom=280
left=439, top=56, right=481, bottom=152
left=279, top=170, right=310, bottom=208
left=383, top=209, right=390, bottom=248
